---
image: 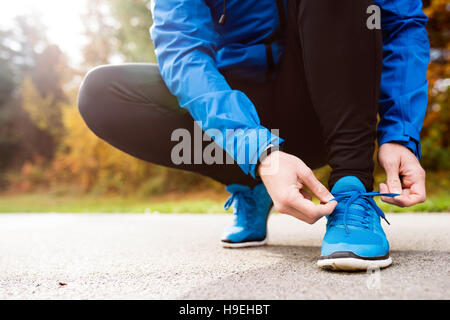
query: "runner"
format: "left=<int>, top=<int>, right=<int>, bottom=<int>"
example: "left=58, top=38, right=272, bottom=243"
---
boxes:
left=78, top=0, right=429, bottom=271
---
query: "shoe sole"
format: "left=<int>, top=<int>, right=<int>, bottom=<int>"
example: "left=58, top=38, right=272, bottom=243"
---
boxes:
left=221, top=237, right=268, bottom=248
left=317, top=253, right=392, bottom=271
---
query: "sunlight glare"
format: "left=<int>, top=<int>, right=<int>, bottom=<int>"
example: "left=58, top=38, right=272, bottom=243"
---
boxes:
left=0, top=0, right=88, bottom=66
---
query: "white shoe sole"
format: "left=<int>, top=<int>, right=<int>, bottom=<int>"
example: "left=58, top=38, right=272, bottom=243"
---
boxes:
left=221, top=237, right=268, bottom=248
left=317, top=256, right=392, bottom=271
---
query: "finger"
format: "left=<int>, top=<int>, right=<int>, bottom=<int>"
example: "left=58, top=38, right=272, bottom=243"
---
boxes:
left=383, top=188, right=422, bottom=207
left=384, top=163, right=402, bottom=195
left=393, top=194, right=415, bottom=207
left=383, top=168, right=426, bottom=207
left=395, top=182, right=426, bottom=207
left=289, top=197, right=337, bottom=221
left=284, top=204, right=335, bottom=224
left=380, top=183, right=407, bottom=206
left=392, top=189, right=421, bottom=207
left=298, top=168, right=334, bottom=203
left=410, top=174, right=426, bottom=202
left=380, top=183, right=393, bottom=203
left=396, top=194, right=425, bottom=206
left=275, top=189, right=336, bottom=223
left=299, top=189, right=312, bottom=201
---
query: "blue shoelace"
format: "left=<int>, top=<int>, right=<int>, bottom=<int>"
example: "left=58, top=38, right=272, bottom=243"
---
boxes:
left=224, top=189, right=256, bottom=227
left=329, top=191, right=399, bottom=233
left=224, top=191, right=255, bottom=211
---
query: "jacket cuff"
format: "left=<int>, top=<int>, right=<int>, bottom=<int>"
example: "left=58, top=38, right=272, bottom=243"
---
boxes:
left=378, top=134, right=420, bottom=159
left=248, top=129, right=284, bottom=178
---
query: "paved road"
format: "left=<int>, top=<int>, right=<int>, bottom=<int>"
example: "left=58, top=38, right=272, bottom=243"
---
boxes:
left=0, top=213, right=448, bottom=299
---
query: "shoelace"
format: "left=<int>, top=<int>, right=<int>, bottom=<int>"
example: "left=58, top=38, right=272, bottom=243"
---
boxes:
left=329, top=191, right=399, bottom=233
left=224, top=189, right=256, bottom=226
left=224, top=191, right=255, bottom=211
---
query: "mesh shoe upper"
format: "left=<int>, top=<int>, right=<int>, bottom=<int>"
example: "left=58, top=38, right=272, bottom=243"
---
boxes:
left=221, top=183, right=273, bottom=243
left=321, top=176, right=397, bottom=258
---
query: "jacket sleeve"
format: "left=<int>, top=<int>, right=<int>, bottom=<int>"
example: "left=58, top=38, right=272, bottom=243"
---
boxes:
left=376, top=0, right=430, bottom=158
left=150, top=0, right=282, bottom=178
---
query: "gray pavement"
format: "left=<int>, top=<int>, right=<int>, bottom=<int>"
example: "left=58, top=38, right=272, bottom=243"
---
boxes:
left=0, top=213, right=449, bottom=300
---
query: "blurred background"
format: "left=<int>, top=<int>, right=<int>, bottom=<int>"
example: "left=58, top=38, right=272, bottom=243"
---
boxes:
left=0, top=0, right=448, bottom=213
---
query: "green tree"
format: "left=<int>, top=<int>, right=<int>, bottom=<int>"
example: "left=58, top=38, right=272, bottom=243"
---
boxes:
left=82, top=0, right=155, bottom=68
left=0, top=29, right=19, bottom=173
left=108, top=0, right=155, bottom=62
left=1, top=15, right=73, bottom=174
left=421, top=0, right=449, bottom=170
left=82, top=0, right=117, bottom=69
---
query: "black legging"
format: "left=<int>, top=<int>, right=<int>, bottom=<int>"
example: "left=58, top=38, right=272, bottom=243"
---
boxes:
left=78, top=0, right=382, bottom=190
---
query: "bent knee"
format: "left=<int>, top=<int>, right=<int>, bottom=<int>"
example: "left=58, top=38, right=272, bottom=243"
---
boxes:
left=78, top=65, right=114, bottom=106
left=78, top=65, right=117, bottom=126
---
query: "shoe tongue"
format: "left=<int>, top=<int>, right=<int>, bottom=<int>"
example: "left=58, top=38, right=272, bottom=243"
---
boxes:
left=331, top=176, right=366, bottom=195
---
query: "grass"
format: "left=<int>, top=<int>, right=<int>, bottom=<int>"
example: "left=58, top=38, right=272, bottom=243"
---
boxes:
left=0, top=191, right=228, bottom=214
left=376, top=193, right=450, bottom=213
left=0, top=191, right=448, bottom=213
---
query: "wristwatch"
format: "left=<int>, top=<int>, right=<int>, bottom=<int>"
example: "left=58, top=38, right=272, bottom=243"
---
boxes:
left=255, top=143, right=281, bottom=177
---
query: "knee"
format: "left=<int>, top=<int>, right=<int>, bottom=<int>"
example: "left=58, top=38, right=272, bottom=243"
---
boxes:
left=78, top=65, right=114, bottom=127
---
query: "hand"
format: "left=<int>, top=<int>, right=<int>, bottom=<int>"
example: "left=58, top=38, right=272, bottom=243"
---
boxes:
left=378, top=142, right=426, bottom=207
left=258, top=151, right=337, bottom=224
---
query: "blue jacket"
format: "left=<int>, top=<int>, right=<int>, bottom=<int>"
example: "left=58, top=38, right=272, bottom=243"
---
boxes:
left=150, top=0, right=429, bottom=177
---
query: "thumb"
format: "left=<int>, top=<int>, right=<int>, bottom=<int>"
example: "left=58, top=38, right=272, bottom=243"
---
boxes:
left=298, top=168, right=334, bottom=203
left=384, top=161, right=402, bottom=195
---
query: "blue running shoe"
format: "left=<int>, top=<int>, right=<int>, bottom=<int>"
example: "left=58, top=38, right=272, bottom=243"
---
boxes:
left=318, top=176, right=398, bottom=271
left=221, top=183, right=273, bottom=248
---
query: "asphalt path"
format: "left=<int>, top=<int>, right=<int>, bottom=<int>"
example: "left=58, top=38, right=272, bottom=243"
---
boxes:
left=0, top=213, right=448, bottom=299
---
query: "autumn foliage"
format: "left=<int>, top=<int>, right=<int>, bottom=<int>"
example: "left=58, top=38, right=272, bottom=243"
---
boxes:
left=0, top=0, right=448, bottom=195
